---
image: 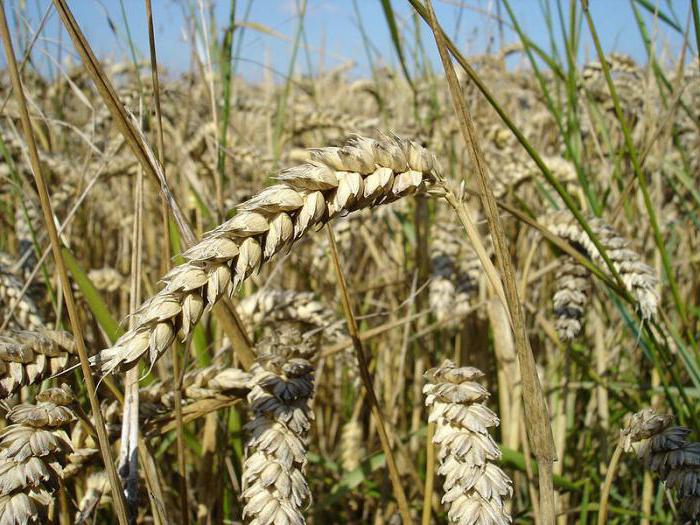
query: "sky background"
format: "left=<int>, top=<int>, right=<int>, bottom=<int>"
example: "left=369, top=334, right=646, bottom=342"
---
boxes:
left=2, top=0, right=696, bottom=82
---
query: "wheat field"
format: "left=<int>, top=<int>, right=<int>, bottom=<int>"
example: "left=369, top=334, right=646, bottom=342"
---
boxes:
left=0, top=1, right=698, bottom=524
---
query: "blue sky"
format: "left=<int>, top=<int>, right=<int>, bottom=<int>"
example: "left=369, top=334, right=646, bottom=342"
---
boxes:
left=3, top=1, right=695, bottom=82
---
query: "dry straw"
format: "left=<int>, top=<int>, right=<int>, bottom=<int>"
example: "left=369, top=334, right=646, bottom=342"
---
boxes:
left=242, top=329, right=316, bottom=525
left=424, top=360, right=512, bottom=524
left=91, top=133, right=438, bottom=375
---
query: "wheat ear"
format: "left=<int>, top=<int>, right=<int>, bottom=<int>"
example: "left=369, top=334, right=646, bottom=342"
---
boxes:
left=0, top=329, right=76, bottom=399
left=542, top=210, right=658, bottom=320
left=424, top=360, right=512, bottom=525
left=0, top=385, right=76, bottom=524
left=238, top=288, right=346, bottom=343
left=242, top=329, right=316, bottom=525
left=91, top=133, right=438, bottom=375
left=0, top=268, right=44, bottom=331
left=621, top=408, right=700, bottom=523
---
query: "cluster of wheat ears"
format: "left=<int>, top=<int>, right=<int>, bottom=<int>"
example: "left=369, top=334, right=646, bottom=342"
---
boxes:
left=0, top=0, right=699, bottom=524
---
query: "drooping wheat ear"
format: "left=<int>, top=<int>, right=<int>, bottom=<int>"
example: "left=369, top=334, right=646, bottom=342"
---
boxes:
left=541, top=210, right=658, bottom=320
left=91, top=133, right=438, bottom=375
left=0, top=385, right=76, bottom=524
left=0, top=267, right=44, bottom=331
left=621, top=408, right=700, bottom=523
left=242, top=328, right=316, bottom=525
left=140, top=364, right=250, bottom=413
left=552, top=255, right=592, bottom=341
left=238, top=288, right=346, bottom=343
left=0, top=329, right=76, bottom=399
left=424, top=360, right=512, bottom=525
left=340, top=418, right=364, bottom=472
left=430, top=216, right=481, bottom=325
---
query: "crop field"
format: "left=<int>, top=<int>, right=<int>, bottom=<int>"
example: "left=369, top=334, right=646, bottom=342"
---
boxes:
left=0, top=0, right=698, bottom=524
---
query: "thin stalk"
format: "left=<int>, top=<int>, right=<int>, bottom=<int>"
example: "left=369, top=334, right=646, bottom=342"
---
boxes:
left=581, top=0, right=688, bottom=327
left=597, top=442, right=624, bottom=525
left=143, top=0, right=189, bottom=521
left=0, top=5, right=129, bottom=524
left=421, top=422, right=436, bottom=525
left=217, top=0, right=236, bottom=207
left=693, top=0, right=700, bottom=70
left=420, top=2, right=556, bottom=524
left=326, top=225, right=412, bottom=525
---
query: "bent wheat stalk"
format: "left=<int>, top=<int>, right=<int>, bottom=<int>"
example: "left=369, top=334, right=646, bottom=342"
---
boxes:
left=91, top=133, right=439, bottom=375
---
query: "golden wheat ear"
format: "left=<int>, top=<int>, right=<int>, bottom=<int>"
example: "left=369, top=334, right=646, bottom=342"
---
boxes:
left=424, top=360, right=513, bottom=524
left=92, top=133, right=438, bottom=376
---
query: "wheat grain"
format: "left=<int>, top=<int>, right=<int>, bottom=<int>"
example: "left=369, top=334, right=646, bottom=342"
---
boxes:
left=91, top=133, right=438, bottom=375
left=340, top=418, right=364, bottom=472
left=0, top=267, right=44, bottom=332
left=424, top=360, right=512, bottom=525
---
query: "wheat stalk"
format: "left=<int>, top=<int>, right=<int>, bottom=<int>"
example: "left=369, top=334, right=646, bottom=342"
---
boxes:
left=91, top=132, right=438, bottom=375
left=424, top=360, right=512, bottom=525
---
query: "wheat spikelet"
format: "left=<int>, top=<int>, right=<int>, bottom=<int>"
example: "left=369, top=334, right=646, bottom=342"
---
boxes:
left=552, top=255, right=592, bottom=341
left=424, top=360, right=512, bottom=525
left=242, top=328, right=316, bottom=525
left=0, top=385, right=76, bottom=525
left=91, top=133, right=438, bottom=375
left=0, top=268, right=44, bottom=332
left=238, top=288, right=345, bottom=343
left=0, top=329, right=76, bottom=399
left=542, top=210, right=658, bottom=320
left=621, top=408, right=700, bottom=523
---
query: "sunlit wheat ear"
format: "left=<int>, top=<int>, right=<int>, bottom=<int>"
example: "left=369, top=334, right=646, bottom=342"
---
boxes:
left=242, top=328, right=316, bottom=525
left=621, top=409, right=700, bottom=523
left=87, top=267, right=126, bottom=293
left=424, top=360, right=512, bottom=525
left=91, top=132, right=438, bottom=375
left=0, top=385, right=76, bottom=525
left=542, top=210, right=659, bottom=320
left=0, top=330, right=77, bottom=399
left=238, top=288, right=346, bottom=344
left=552, top=255, right=592, bottom=341
left=0, top=267, right=44, bottom=331
left=340, top=418, right=364, bottom=472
